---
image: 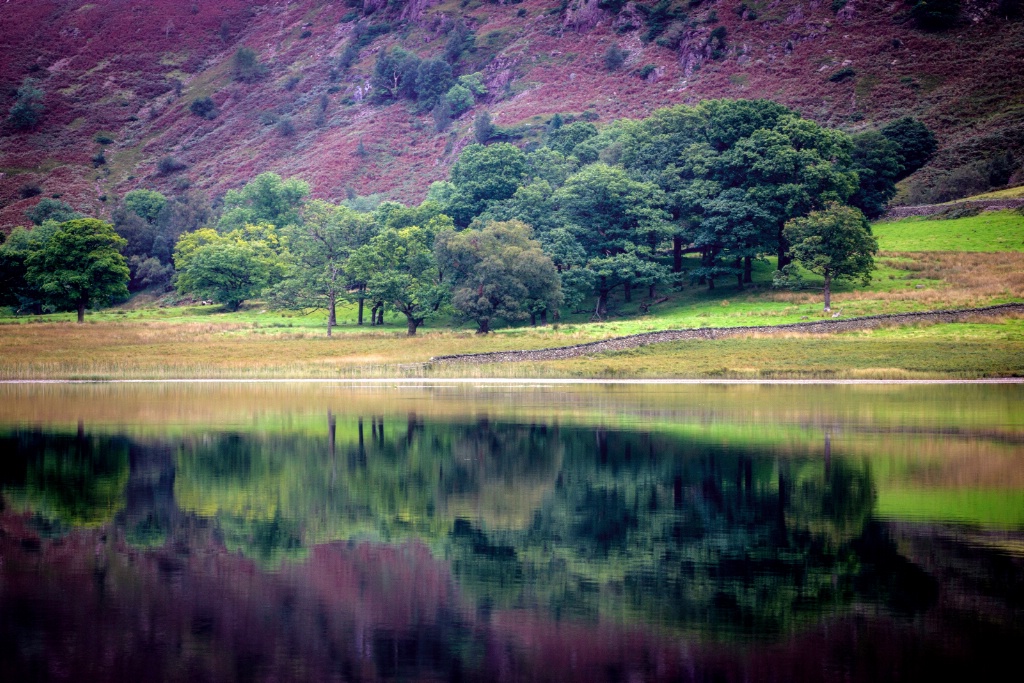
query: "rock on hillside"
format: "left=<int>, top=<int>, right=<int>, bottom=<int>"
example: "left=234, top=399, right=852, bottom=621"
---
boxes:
left=1, top=0, right=1022, bottom=231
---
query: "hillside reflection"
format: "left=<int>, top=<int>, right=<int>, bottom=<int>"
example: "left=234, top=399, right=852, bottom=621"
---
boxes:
left=2, top=397, right=1023, bottom=682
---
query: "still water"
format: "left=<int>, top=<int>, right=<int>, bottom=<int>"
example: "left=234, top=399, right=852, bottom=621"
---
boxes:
left=1, top=382, right=1022, bottom=682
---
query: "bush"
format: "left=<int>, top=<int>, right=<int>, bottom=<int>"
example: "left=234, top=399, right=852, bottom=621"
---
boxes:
left=91, top=151, right=107, bottom=168
left=636, top=64, right=658, bottom=79
left=276, top=117, right=295, bottom=137
left=6, top=78, right=44, bottom=130
left=232, top=47, right=268, bottom=82
left=19, top=184, right=42, bottom=199
left=157, top=156, right=187, bottom=175
left=828, top=67, right=856, bottom=83
left=445, top=84, right=475, bottom=116
left=909, top=0, right=960, bottom=31
left=474, top=111, right=494, bottom=143
left=603, top=45, right=628, bottom=71
left=94, top=133, right=115, bottom=145
left=189, top=97, right=217, bottom=119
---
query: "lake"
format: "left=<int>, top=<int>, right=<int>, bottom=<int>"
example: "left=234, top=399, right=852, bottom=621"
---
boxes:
left=1, top=382, right=1022, bottom=682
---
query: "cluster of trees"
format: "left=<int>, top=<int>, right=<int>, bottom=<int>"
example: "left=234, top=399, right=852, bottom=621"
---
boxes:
left=1, top=99, right=936, bottom=328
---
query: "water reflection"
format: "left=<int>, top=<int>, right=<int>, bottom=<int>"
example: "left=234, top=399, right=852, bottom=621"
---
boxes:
left=1, top=384, right=1023, bottom=681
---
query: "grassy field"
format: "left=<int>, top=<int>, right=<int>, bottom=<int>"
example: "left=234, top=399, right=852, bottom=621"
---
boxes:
left=2, top=209, right=1022, bottom=379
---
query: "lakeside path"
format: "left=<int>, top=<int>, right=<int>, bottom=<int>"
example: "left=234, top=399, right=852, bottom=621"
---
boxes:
left=430, top=303, right=1024, bottom=365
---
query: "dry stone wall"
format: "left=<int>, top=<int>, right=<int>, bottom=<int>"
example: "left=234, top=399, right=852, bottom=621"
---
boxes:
left=430, top=304, right=1024, bottom=365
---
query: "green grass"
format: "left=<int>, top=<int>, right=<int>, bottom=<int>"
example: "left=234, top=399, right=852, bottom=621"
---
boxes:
left=874, top=209, right=1024, bottom=252
left=953, top=184, right=1024, bottom=201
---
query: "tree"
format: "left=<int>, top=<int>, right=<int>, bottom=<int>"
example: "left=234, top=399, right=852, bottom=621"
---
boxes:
left=24, top=218, right=130, bottom=322
left=783, top=203, right=878, bottom=312
left=123, top=189, right=168, bottom=223
left=473, top=111, right=494, bottom=143
left=554, top=163, right=669, bottom=316
left=7, top=78, right=44, bottom=130
left=545, top=122, right=598, bottom=157
left=446, top=143, right=527, bottom=227
left=445, top=84, right=475, bottom=117
left=349, top=219, right=451, bottom=335
left=173, top=226, right=283, bottom=311
left=276, top=200, right=376, bottom=335
left=26, top=198, right=81, bottom=226
left=371, top=47, right=420, bottom=101
left=437, top=220, right=562, bottom=333
left=880, top=117, right=938, bottom=180
left=218, top=173, right=310, bottom=232
left=232, top=46, right=267, bottom=82
left=908, top=0, right=960, bottom=31
left=414, top=58, right=453, bottom=111
left=848, top=131, right=903, bottom=218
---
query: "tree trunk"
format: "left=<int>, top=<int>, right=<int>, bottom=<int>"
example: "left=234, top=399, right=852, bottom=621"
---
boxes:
left=477, top=318, right=490, bottom=334
left=735, top=258, right=744, bottom=290
left=77, top=300, right=86, bottom=324
left=357, top=293, right=365, bottom=326
left=406, top=315, right=420, bottom=336
left=530, top=312, right=536, bottom=327
left=744, top=256, right=753, bottom=283
left=540, top=309, right=548, bottom=326
left=648, top=284, right=656, bottom=299
left=327, top=292, right=336, bottom=337
left=777, top=227, right=790, bottom=270
left=707, top=276, right=715, bottom=291
left=377, top=308, right=384, bottom=325
left=623, top=281, right=632, bottom=303
left=594, top=278, right=608, bottom=319
left=673, top=236, right=683, bottom=273
left=823, top=273, right=832, bottom=312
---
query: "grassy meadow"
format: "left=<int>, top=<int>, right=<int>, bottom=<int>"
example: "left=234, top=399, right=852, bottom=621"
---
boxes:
left=2, top=209, right=1023, bottom=380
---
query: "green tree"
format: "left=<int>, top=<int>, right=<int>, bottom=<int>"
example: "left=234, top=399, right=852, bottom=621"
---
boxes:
left=783, top=203, right=878, bottom=312
left=173, top=226, right=283, bottom=311
left=414, top=58, right=453, bottom=110
left=473, top=111, right=494, bottom=143
left=554, top=163, right=669, bottom=316
left=26, top=198, right=81, bottom=226
left=218, top=173, right=310, bottom=232
left=371, top=47, right=420, bottom=101
left=880, top=116, right=938, bottom=180
left=123, top=189, right=168, bottom=223
left=445, top=84, right=475, bottom=116
left=447, top=143, right=528, bottom=227
left=909, top=0, right=960, bottom=30
left=437, top=220, right=562, bottom=332
left=848, top=131, right=903, bottom=218
left=544, top=121, right=598, bottom=157
left=7, top=77, right=45, bottom=130
left=276, top=200, right=376, bottom=335
left=349, top=220, right=450, bottom=335
left=24, top=218, right=130, bottom=322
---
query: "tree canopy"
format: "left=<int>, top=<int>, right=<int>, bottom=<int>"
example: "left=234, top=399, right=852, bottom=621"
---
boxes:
left=24, top=218, right=130, bottom=322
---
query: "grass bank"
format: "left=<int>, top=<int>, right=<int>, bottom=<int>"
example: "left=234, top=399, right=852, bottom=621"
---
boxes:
left=1, top=209, right=1022, bottom=379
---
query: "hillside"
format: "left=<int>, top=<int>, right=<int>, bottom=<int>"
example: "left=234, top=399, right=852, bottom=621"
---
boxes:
left=2, top=0, right=1023, bottom=232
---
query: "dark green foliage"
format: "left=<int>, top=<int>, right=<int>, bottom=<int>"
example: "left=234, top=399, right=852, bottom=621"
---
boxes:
left=124, top=189, right=167, bottom=224
left=603, top=45, right=628, bottom=71
left=26, top=198, right=81, bottom=226
left=232, top=47, right=268, bottom=82
left=127, top=256, right=173, bottom=292
left=415, top=59, right=454, bottom=110
left=880, top=117, right=937, bottom=180
left=433, top=98, right=453, bottom=132
left=157, top=156, right=188, bottom=175
left=447, top=143, right=528, bottom=227
left=707, top=26, right=727, bottom=58
left=341, top=21, right=394, bottom=70
left=276, top=116, right=295, bottom=137
left=19, top=184, right=42, bottom=199
left=908, top=0, right=960, bottom=31
left=25, top=218, right=130, bottom=322
left=828, top=67, right=856, bottom=83
left=638, top=0, right=687, bottom=43
left=637, top=64, right=658, bottom=79
left=371, top=47, right=421, bottom=101
left=189, top=97, right=217, bottom=119
left=444, top=20, right=476, bottom=63
left=340, top=10, right=359, bottom=22
left=6, top=78, right=44, bottom=130
left=545, top=121, right=598, bottom=157
left=445, top=84, right=474, bottom=117
left=474, top=111, right=494, bottom=143
left=598, top=0, right=629, bottom=11
left=848, top=131, right=903, bottom=218
left=91, top=151, right=106, bottom=168
left=832, top=0, right=849, bottom=11
left=437, top=220, right=562, bottom=332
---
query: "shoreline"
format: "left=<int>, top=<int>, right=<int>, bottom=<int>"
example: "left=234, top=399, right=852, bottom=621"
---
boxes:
left=2, top=378, right=1023, bottom=385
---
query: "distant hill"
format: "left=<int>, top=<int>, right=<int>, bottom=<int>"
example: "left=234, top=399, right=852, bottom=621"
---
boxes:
left=2, top=0, right=1022, bottom=232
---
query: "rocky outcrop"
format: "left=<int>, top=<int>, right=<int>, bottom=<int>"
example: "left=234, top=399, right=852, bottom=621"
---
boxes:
left=430, top=304, right=1024, bottom=365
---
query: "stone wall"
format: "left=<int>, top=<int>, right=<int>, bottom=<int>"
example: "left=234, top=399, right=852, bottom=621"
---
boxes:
left=431, top=303, right=1024, bottom=365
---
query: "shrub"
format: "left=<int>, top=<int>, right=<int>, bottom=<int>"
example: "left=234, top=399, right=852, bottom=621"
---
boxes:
left=636, top=64, right=658, bottom=79
left=92, top=151, right=107, bottom=168
left=189, top=97, right=217, bottom=119
left=232, top=47, right=268, bottom=82
left=7, top=77, right=44, bottom=130
left=19, top=184, right=42, bottom=199
left=94, top=133, right=115, bottom=145
left=276, top=117, right=295, bottom=137
left=828, top=67, right=856, bottom=82
left=604, top=45, right=628, bottom=71
left=908, top=0, right=960, bottom=31
left=157, top=156, right=187, bottom=175
left=445, top=84, right=475, bottom=116
left=340, top=10, right=359, bottom=22
left=474, top=111, right=494, bottom=143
